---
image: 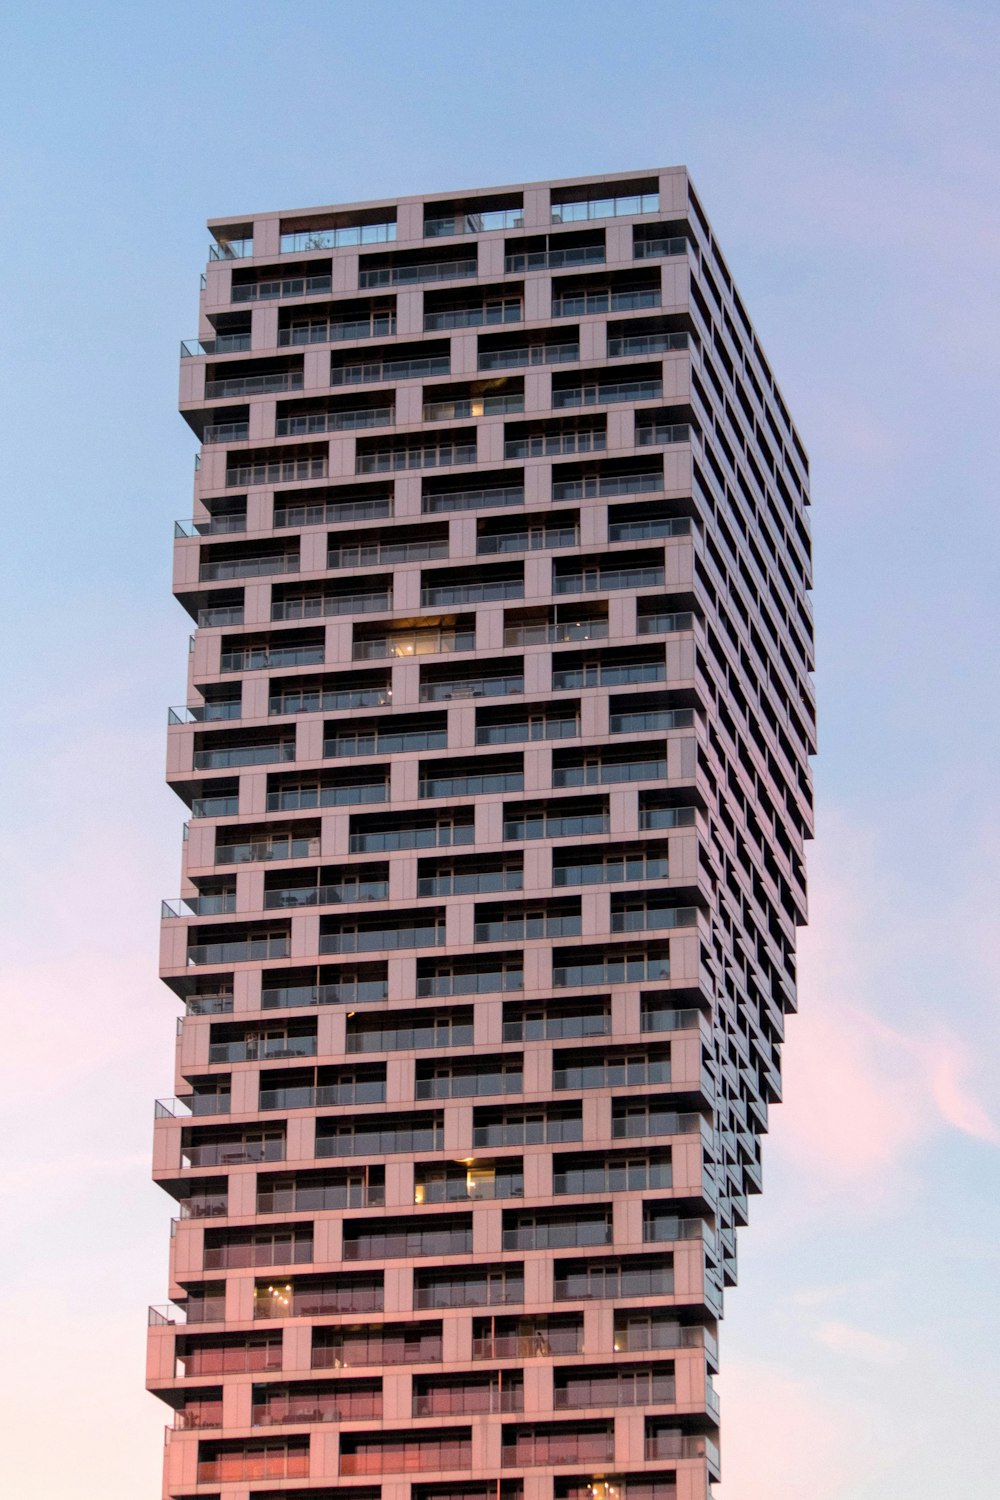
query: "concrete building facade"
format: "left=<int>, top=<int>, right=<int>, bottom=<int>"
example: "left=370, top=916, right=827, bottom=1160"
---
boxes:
left=148, top=168, right=816, bottom=1500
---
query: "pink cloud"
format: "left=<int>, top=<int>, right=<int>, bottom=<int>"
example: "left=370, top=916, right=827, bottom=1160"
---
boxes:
left=715, top=1360, right=868, bottom=1500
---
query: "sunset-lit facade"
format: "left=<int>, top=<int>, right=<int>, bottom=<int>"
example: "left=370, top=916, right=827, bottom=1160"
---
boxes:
left=148, top=167, right=815, bottom=1500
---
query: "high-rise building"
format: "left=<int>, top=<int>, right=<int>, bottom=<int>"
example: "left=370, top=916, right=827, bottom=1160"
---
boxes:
left=148, top=168, right=815, bottom=1500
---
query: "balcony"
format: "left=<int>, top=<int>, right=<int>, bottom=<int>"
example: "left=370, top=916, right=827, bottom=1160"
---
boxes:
left=174, top=515, right=246, bottom=538
left=193, top=741, right=294, bottom=770
left=502, top=1428, right=615, bottom=1466
left=187, top=934, right=289, bottom=965
left=417, top=962, right=523, bottom=997
left=320, top=922, right=445, bottom=954
left=317, top=1121, right=444, bottom=1157
left=196, top=1448, right=308, bottom=1483
left=270, top=681, right=390, bottom=713
left=183, top=1138, right=284, bottom=1168
left=205, top=369, right=304, bottom=398
left=340, top=1436, right=473, bottom=1475
left=350, top=821, right=473, bottom=854
left=259, top=1077, right=386, bottom=1110
left=329, top=536, right=446, bottom=568
left=220, top=643, right=324, bottom=672
left=636, top=421, right=690, bottom=447
left=417, top=862, right=522, bottom=897
left=415, top=1067, right=523, bottom=1100
left=637, top=607, right=695, bottom=634
left=552, top=470, right=663, bottom=502
left=155, top=1093, right=230, bottom=1119
left=553, top=851, right=670, bottom=887
left=353, top=626, right=475, bottom=659
left=357, top=436, right=477, bottom=473
left=503, top=807, right=608, bottom=840
left=554, top=562, right=665, bottom=594
left=424, top=298, right=521, bottom=330
left=203, top=420, right=249, bottom=444
left=553, top=1054, right=670, bottom=1089
left=476, top=708, right=578, bottom=744
left=225, top=455, right=326, bottom=486
left=275, top=491, right=392, bottom=527
left=262, top=975, right=388, bottom=1010
left=423, top=482, right=524, bottom=514
left=554, top=948, right=670, bottom=986
left=280, top=222, right=396, bottom=252
left=162, top=893, right=235, bottom=919
left=181, top=333, right=251, bottom=357
left=554, top=1372, right=676, bottom=1409
left=478, top=524, right=579, bottom=553
left=276, top=404, right=394, bottom=436
left=420, top=672, right=523, bottom=702
left=413, top=1379, right=523, bottom=1415
left=424, top=390, right=523, bottom=421
left=253, top=1387, right=381, bottom=1424
left=473, top=1327, right=581, bottom=1359
left=209, top=234, right=252, bottom=259
left=168, top=701, right=240, bottom=724
left=359, top=256, right=477, bottom=287
left=553, top=377, right=662, bottom=408
left=232, top=273, right=332, bottom=302
left=421, top=576, right=523, bottom=607
left=333, top=350, right=450, bottom=384
left=280, top=310, right=396, bottom=344
left=502, top=1216, right=612, bottom=1250
left=426, top=207, right=523, bottom=236
left=645, top=1433, right=720, bottom=1472
left=272, top=586, right=390, bottom=620
left=478, top=340, right=579, bottom=371
left=199, top=553, right=298, bottom=581
left=264, top=878, right=388, bottom=908
left=504, top=244, right=604, bottom=273
left=553, top=287, right=660, bottom=318
left=634, top=234, right=688, bottom=259
left=608, top=328, right=688, bottom=358
left=611, top=904, right=698, bottom=934
left=552, top=190, right=659, bottom=221
left=208, top=1034, right=315, bottom=1063
left=473, top=1113, right=582, bottom=1148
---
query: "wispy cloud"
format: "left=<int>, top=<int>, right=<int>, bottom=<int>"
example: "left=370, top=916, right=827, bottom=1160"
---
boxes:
left=815, top=1320, right=905, bottom=1366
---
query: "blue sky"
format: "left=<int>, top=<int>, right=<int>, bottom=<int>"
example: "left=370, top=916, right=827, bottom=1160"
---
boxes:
left=1, top=4, right=998, bottom=1496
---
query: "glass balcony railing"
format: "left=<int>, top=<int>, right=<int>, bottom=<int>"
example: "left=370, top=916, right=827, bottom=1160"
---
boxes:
left=232, top=274, right=332, bottom=304
left=478, top=342, right=579, bottom=371
left=261, top=978, right=388, bottom=1010
left=209, top=236, right=253, bottom=259
left=280, top=222, right=396, bottom=252
left=181, top=334, right=250, bottom=357
left=607, top=329, right=688, bottom=358
left=422, top=484, right=523, bottom=514
left=354, top=628, right=474, bottom=659
left=187, top=935, right=289, bottom=965
left=552, top=191, right=659, bottom=221
left=264, top=878, right=387, bottom=910
left=424, top=392, right=524, bottom=421
left=420, top=674, right=522, bottom=701
left=553, top=378, right=662, bottom=408
left=424, top=301, right=521, bottom=330
left=504, top=244, right=604, bottom=273
left=279, top=313, right=396, bottom=345
left=633, top=234, right=688, bottom=259
left=359, top=257, right=477, bottom=287
left=276, top=406, right=394, bottom=436
left=425, top=208, right=523, bottom=236
left=216, top=835, right=319, bottom=865
left=162, top=894, right=236, bottom=919
left=479, top=526, right=579, bottom=555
